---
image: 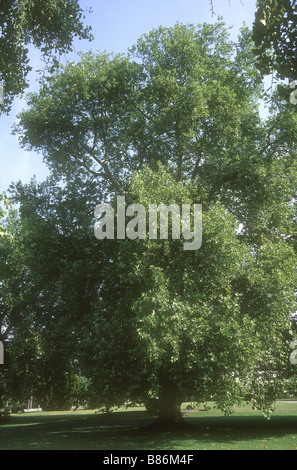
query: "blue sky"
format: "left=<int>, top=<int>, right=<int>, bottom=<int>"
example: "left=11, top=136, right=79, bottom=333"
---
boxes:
left=0, top=0, right=257, bottom=195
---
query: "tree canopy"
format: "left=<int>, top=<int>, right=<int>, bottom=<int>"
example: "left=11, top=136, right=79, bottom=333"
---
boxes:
left=15, top=23, right=263, bottom=207
left=0, top=0, right=92, bottom=113
left=1, top=171, right=104, bottom=410
left=252, top=0, right=297, bottom=80
left=3, top=20, right=297, bottom=423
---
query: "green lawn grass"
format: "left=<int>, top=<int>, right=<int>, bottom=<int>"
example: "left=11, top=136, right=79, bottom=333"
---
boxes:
left=1, top=401, right=297, bottom=450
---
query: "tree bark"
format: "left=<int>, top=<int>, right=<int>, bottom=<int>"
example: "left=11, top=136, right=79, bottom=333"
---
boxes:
left=156, top=398, right=184, bottom=426
left=148, top=381, right=186, bottom=428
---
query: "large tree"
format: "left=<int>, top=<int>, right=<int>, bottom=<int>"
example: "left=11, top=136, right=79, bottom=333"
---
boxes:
left=13, top=22, right=297, bottom=423
left=86, top=165, right=297, bottom=424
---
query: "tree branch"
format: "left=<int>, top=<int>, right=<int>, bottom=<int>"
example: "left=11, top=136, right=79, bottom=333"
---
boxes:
left=208, top=0, right=216, bottom=16
left=191, top=154, right=203, bottom=181
left=208, top=0, right=244, bottom=17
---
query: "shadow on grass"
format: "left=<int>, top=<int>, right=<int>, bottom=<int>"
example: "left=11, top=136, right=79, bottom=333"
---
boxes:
left=1, top=410, right=297, bottom=450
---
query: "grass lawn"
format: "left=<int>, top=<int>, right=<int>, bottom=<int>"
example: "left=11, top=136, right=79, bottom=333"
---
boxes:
left=1, top=401, right=297, bottom=450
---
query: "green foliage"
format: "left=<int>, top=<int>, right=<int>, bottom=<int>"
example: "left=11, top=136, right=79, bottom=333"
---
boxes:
left=253, top=0, right=297, bottom=80
left=0, top=172, right=104, bottom=410
left=15, top=22, right=263, bottom=201
left=0, top=0, right=92, bottom=113
left=0, top=197, right=36, bottom=407
left=8, top=21, right=297, bottom=417
left=85, top=166, right=297, bottom=414
left=0, top=192, right=13, bottom=238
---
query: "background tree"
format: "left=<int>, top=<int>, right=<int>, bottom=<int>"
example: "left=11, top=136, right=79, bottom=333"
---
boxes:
left=0, top=0, right=92, bottom=114
left=0, top=194, right=39, bottom=410
left=0, top=171, right=103, bottom=410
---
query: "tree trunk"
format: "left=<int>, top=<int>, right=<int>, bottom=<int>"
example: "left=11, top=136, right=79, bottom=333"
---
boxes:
left=156, top=398, right=184, bottom=426
left=149, top=382, right=186, bottom=428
